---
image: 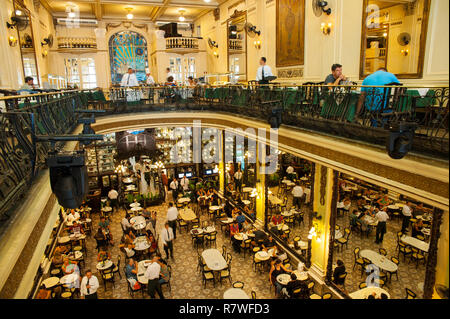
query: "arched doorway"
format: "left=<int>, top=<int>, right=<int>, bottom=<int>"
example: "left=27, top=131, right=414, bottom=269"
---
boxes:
left=109, top=31, right=148, bottom=84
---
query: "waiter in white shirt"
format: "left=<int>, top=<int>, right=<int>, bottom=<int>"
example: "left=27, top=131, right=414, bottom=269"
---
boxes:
left=120, top=68, right=139, bottom=87
left=66, top=210, right=80, bottom=224
left=292, top=183, right=304, bottom=209
left=144, top=256, right=164, bottom=299
left=170, top=177, right=179, bottom=202
left=162, top=222, right=175, bottom=260
left=80, top=270, right=99, bottom=299
left=108, top=188, right=119, bottom=212
left=234, top=167, right=243, bottom=192
left=180, top=175, right=190, bottom=194
left=145, top=68, right=155, bottom=85
left=401, top=202, right=413, bottom=233
left=166, top=202, right=179, bottom=239
left=375, top=207, right=389, bottom=244
left=256, top=57, right=273, bottom=85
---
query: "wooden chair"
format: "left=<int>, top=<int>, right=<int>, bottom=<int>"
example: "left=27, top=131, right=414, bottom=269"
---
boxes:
left=202, top=269, right=215, bottom=288
left=405, top=288, right=417, bottom=299
left=205, top=231, right=218, bottom=248
left=336, top=228, right=351, bottom=251
left=251, top=290, right=257, bottom=299
left=160, top=265, right=172, bottom=292
left=353, top=247, right=365, bottom=272
left=112, top=256, right=122, bottom=279
left=232, top=281, right=245, bottom=289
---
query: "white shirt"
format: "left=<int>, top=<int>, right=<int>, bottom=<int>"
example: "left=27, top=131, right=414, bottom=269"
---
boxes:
left=108, top=189, right=118, bottom=200
left=376, top=210, right=390, bottom=222
left=402, top=205, right=412, bottom=217
left=234, top=171, right=243, bottom=180
left=124, top=247, right=135, bottom=258
left=146, top=75, right=155, bottom=85
left=120, top=73, right=139, bottom=87
left=167, top=207, right=179, bottom=221
left=292, top=186, right=304, bottom=198
left=286, top=166, right=294, bottom=174
left=256, top=65, right=273, bottom=81
left=170, top=180, right=179, bottom=191
left=144, top=262, right=161, bottom=280
left=121, top=217, right=132, bottom=229
left=162, top=227, right=174, bottom=244
left=80, top=275, right=99, bottom=297
left=66, top=212, right=80, bottom=223
left=180, top=177, right=189, bottom=190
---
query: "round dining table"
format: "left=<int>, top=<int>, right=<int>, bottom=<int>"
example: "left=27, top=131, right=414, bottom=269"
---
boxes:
left=242, top=200, right=251, bottom=206
left=349, top=287, right=390, bottom=299
left=223, top=288, right=250, bottom=299
left=137, top=260, right=152, bottom=284
left=178, top=197, right=191, bottom=204
left=42, top=277, right=60, bottom=289
left=360, top=249, right=398, bottom=273
left=131, top=206, right=143, bottom=213
left=130, top=216, right=146, bottom=230
left=123, top=177, right=134, bottom=184
left=255, top=249, right=275, bottom=261
left=59, top=273, right=80, bottom=287
left=281, top=210, right=294, bottom=217
left=58, top=236, right=70, bottom=244
left=102, top=206, right=112, bottom=212
left=133, top=236, right=151, bottom=251
left=96, top=260, right=113, bottom=271
left=179, top=209, right=197, bottom=222
left=202, top=249, right=228, bottom=271
left=242, top=187, right=253, bottom=193
left=130, top=202, right=141, bottom=208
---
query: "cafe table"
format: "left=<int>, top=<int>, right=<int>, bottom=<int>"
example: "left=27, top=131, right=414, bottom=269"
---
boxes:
left=242, top=187, right=253, bottom=193
left=60, top=273, right=80, bottom=287
left=178, top=197, right=191, bottom=204
left=387, top=204, right=400, bottom=210
left=277, top=271, right=309, bottom=285
left=242, top=200, right=251, bottom=206
left=335, top=230, right=343, bottom=240
left=349, top=287, right=390, bottom=299
left=281, top=210, right=294, bottom=217
left=233, top=232, right=255, bottom=241
left=179, top=208, right=197, bottom=222
left=362, top=215, right=378, bottom=227
left=69, top=233, right=86, bottom=241
left=130, top=216, right=146, bottom=230
left=96, top=260, right=113, bottom=271
left=67, top=251, right=83, bottom=261
left=123, top=177, right=134, bottom=184
left=202, top=249, right=228, bottom=271
left=269, top=195, right=283, bottom=205
left=360, top=249, right=398, bottom=273
left=255, top=249, right=275, bottom=262
left=131, top=206, right=143, bottom=213
left=220, top=217, right=234, bottom=224
left=137, top=260, right=152, bottom=284
left=401, top=235, right=429, bottom=252
left=223, top=288, right=250, bottom=299
left=58, top=236, right=71, bottom=244
left=102, top=206, right=112, bottom=212
left=130, top=202, right=141, bottom=208
left=42, top=277, right=60, bottom=289
left=209, top=206, right=221, bottom=212
left=133, top=236, right=151, bottom=251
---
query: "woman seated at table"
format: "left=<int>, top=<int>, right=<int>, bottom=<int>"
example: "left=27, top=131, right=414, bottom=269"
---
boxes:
left=125, top=258, right=138, bottom=280
left=97, top=247, right=111, bottom=262
left=269, top=259, right=292, bottom=296
left=98, top=216, right=114, bottom=245
left=158, top=258, right=170, bottom=285
left=70, top=221, right=85, bottom=235
left=242, top=219, right=253, bottom=233
left=262, top=235, right=277, bottom=252
left=54, top=244, right=70, bottom=255
left=61, top=257, right=79, bottom=275
left=124, top=229, right=136, bottom=246
left=146, top=233, right=158, bottom=254
left=52, top=251, right=64, bottom=268
left=94, top=227, right=109, bottom=248
left=282, top=273, right=308, bottom=299
left=122, top=243, right=136, bottom=258
left=36, top=285, right=52, bottom=299
left=271, top=212, right=284, bottom=226
left=412, top=219, right=425, bottom=238
left=332, top=259, right=346, bottom=287
left=230, top=221, right=241, bottom=253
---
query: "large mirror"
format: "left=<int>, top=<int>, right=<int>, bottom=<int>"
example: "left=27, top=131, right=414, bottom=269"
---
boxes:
left=360, top=0, right=430, bottom=79
left=13, top=0, right=40, bottom=87
left=227, top=10, right=247, bottom=83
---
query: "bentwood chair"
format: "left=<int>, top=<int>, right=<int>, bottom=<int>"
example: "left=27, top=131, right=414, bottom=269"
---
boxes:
left=222, top=245, right=227, bottom=259
left=359, top=282, right=367, bottom=289
left=160, top=265, right=172, bottom=292
left=232, top=281, right=245, bottom=289
left=398, top=242, right=412, bottom=261
left=405, top=288, right=417, bottom=299
left=251, top=290, right=257, bottom=299
left=379, top=248, right=387, bottom=256
left=240, top=239, right=252, bottom=258
left=336, top=228, right=351, bottom=251
left=205, top=231, right=218, bottom=248
left=410, top=247, right=426, bottom=268
left=202, top=269, right=215, bottom=288
left=322, top=293, right=332, bottom=299
left=112, top=256, right=121, bottom=279
left=178, top=219, right=189, bottom=233
left=388, top=257, right=399, bottom=282
left=353, top=247, right=365, bottom=272
left=100, top=269, right=115, bottom=290
left=220, top=263, right=232, bottom=286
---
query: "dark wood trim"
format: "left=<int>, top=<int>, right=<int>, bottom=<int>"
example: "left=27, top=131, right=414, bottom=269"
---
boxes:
left=359, top=0, right=431, bottom=80
left=423, top=207, right=444, bottom=299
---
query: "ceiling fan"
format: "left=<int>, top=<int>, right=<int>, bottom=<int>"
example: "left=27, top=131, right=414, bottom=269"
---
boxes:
left=397, top=32, right=411, bottom=46
left=208, top=38, right=218, bottom=49
left=6, top=12, right=29, bottom=31
left=244, top=22, right=261, bottom=37
left=312, top=0, right=332, bottom=17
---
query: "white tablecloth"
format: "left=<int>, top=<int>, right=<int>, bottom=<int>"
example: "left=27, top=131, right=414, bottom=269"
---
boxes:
left=360, top=250, right=398, bottom=272
left=202, top=249, right=227, bottom=271
left=401, top=235, right=429, bottom=252
left=349, top=287, right=390, bottom=299
left=223, top=288, right=249, bottom=299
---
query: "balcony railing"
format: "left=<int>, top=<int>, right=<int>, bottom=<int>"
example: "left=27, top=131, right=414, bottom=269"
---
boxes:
left=165, top=37, right=199, bottom=52
left=0, top=84, right=448, bottom=222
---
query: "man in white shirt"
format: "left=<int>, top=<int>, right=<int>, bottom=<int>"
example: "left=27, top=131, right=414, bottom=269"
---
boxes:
left=401, top=202, right=413, bottom=233
left=145, top=68, right=155, bottom=85
left=80, top=270, right=99, bottom=299
left=162, top=222, right=175, bottom=260
left=292, top=183, right=304, bottom=209
left=144, top=255, right=164, bottom=299
left=166, top=202, right=179, bottom=239
left=375, top=207, right=389, bottom=244
left=256, top=57, right=273, bottom=84
left=120, top=68, right=139, bottom=87
left=124, top=244, right=135, bottom=258
left=170, top=177, right=179, bottom=202
left=121, top=214, right=132, bottom=232
left=66, top=210, right=80, bottom=223
left=234, top=167, right=243, bottom=192
left=165, top=67, right=176, bottom=83
left=180, top=175, right=190, bottom=194
left=108, top=188, right=119, bottom=212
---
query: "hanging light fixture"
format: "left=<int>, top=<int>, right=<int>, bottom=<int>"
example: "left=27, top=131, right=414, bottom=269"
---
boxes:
left=125, top=7, right=134, bottom=20
left=178, top=9, right=186, bottom=22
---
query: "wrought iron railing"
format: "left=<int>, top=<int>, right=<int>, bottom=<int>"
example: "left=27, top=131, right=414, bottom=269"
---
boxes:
left=165, top=37, right=199, bottom=50
left=0, top=84, right=448, bottom=222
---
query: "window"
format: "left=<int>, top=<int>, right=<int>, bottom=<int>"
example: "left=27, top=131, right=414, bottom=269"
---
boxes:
left=23, top=57, right=38, bottom=85
left=109, top=31, right=148, bottom=84
left=64, top=58, right=97, bottom=89
left=169, top=57, right=196, bottom=83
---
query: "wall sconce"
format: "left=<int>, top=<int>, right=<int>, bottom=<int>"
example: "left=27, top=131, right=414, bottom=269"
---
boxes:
left=401, top=49, right=409, bottom=56
left=213, top=50, right=219, bottom=58
left=8, top=35, right=18, bottom=47
left=321, top=22, right=332, bottom=35
left=308, top=212, right=323, bottom=242
left=254, top=39, right=261, bottom=49
left=42, top=49, right=48, bottom=58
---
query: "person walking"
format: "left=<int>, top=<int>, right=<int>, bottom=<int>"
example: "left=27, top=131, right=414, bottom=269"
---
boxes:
left=80, top=270, right=99, bottom=299
left=144, top=255, right=164, bottom=299
left=162, top=222, right=175, bottom=260
left=167, top=202, right=179, bottom=240
left=170, top=177, right=179, bottom=202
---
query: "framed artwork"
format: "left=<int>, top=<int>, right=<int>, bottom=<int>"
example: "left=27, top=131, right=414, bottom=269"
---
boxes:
left=276, top=0, right=305, bottom=67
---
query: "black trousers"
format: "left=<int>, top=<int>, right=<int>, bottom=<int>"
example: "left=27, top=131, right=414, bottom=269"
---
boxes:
left=293, top=196, right=302, bottom=209
left=235, top=180, right=242, bottom=192
left=168, top=220, right=177, bottom=239
left=147, top=278, right=164, bottom=299
left=172, top=190, right=178, bottom=202
left=401, top=215, right=411, bottom=233
left=85, top=292, right=98, bottom=299
left=375, top=222, right=386, bottom=243
left=164, top=240, right=173, bottom=259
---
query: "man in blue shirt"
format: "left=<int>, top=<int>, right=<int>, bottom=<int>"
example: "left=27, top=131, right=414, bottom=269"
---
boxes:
left=236, top=212, right=246, bottom=230
left=356, top=68, right=400, bottom=116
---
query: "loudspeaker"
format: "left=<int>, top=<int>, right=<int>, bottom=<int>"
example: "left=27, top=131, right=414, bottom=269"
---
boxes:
left=48, top=152, right=88, bottom=209
left=386, top=122, right=416, bottom=159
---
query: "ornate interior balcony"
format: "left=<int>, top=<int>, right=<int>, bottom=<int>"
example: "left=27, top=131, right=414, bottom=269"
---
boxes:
left=165, top=37, right=200, bottom=54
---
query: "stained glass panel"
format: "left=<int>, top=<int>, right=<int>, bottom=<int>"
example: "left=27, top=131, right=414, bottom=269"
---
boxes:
left=109, top=31, right=148, bottom=84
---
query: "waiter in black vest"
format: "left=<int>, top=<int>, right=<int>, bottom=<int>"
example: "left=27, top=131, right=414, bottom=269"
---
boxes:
left=256, top=57, right=273, bottom=85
